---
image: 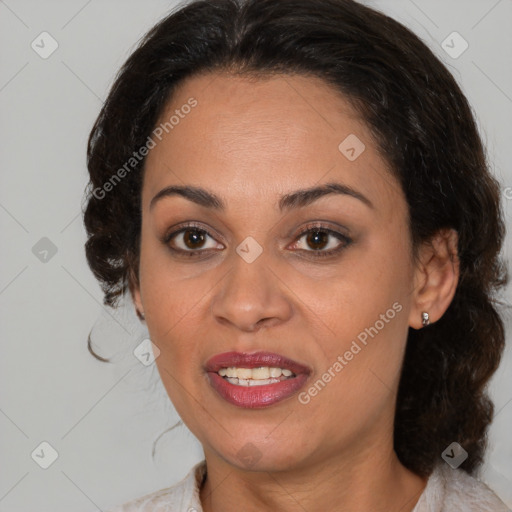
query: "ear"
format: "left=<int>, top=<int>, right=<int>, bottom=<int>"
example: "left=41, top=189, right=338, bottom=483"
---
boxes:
left=408, top=228, right=459, bottom=330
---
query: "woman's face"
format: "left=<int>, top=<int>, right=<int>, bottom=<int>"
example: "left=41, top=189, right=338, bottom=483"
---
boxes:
left=133, top=72, right=421, bottom=472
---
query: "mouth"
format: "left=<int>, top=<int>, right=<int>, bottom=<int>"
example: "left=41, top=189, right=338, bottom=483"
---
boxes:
left=204, top=351, right=311, bottom=408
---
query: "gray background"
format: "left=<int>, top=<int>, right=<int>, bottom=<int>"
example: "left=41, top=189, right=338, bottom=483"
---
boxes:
left=0, top=0, right=511, bottom=510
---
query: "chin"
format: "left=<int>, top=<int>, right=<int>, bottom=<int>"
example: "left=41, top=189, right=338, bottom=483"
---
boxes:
left=208, top=433, right=316, bottom=473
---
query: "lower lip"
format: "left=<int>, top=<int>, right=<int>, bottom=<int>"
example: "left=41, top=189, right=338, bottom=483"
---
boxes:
left=207, top=372, right=309, bottom=408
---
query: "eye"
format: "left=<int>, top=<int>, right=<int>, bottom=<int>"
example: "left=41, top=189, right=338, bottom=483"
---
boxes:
left=290, top=224, right=352, bottom=257
left=165, top=224, right=224, bottom=255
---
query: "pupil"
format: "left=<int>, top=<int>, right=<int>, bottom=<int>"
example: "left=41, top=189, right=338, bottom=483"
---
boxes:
left=184, top=229, right=205, bottom=249
left=307, top=230, right=328, bottom=250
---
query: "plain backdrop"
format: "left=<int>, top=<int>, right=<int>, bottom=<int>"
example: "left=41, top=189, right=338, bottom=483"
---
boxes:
left=1, top=0, right=511, bottom=510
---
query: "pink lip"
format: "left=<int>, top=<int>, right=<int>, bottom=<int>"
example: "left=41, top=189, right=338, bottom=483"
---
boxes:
left=204, top=351, right=311, bottom=409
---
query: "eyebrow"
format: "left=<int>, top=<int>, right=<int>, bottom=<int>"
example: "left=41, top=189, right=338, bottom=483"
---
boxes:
left=149, top=181, right=374, bottom=211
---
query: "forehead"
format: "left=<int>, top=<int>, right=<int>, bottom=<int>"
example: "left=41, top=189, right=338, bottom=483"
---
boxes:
left=142, top=72, right=402, bottom=214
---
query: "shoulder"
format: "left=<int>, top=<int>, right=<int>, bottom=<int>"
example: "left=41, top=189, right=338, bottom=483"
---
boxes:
left=106, top=460, right=206, bottom=512
left=414, top=463, right=510, bottom=512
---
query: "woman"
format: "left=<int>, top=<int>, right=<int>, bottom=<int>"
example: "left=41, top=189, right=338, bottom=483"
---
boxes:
left=83, top=0, right=509, bottom=510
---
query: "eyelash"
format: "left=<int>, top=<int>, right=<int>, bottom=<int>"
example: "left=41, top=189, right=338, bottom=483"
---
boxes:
left=292, top=223, right=352, bottom=258
left=163, top=222, right=352, bottom=259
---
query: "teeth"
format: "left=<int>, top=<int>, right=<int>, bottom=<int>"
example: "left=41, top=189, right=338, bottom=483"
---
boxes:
left=237, top=368, right=253, bottom=380
left=269, top=367, right=281, bottom=378
left=218, top=366, right=295, bottom=380
left=252, top=367, right=270, bottom=379
left=226, top=377, right=282, bottom=386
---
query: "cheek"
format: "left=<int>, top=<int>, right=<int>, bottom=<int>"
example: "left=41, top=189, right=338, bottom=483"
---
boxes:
left=298, top=231, right=412, bottom=339
left=295, top=234, right=412, bottom=402
left=296, top=286, right=409, bottom=440
left=142, top=275, right=203, bottom=328
left=141, top=273, right=210, bottom=365
left=137, top=231, right=209, bottom=336
left=138, top=272, right=220, bottom=419
left=142, top=270, right=211, bottom=416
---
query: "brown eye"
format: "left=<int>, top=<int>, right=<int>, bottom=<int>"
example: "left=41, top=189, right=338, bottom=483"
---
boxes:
left=290, top=225, right=352, bottom=258
left=306, top=230, right=329, bottom=250
left=183, top=229, right=206, bottom=249
left=165, top=224, right=224, bottom=255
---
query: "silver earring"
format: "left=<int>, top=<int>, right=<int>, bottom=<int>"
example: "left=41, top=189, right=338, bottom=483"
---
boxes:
left=136, top=309, right=145, bottom=321
left=421, top=312, right=430, bottom=327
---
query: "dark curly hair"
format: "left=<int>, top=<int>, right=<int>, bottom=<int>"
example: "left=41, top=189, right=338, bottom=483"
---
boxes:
left=83, top=0, right=508, bottom=478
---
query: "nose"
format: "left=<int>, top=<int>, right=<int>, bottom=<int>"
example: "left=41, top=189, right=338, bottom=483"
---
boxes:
left=210, top=250, right=293, bottom=332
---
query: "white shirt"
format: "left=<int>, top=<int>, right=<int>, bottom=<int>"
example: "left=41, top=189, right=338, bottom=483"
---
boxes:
left=107, top=460, right=510, bottom=511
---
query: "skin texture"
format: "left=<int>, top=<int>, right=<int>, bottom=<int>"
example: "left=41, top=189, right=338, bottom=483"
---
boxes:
left=132, top=72, right=459, bottom=512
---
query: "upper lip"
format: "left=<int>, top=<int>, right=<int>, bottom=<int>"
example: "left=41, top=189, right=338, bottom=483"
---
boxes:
left=204, top=351, right=311, bottom=375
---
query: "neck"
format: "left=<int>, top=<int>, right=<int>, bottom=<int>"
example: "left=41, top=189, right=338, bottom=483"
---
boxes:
left=200, top=436, right=427, bottom=512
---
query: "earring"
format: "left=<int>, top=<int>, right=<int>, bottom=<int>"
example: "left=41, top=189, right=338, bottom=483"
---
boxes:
left=421, top=311, right=430, bottom=327
left=136, top=309, right=145, bottom=321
